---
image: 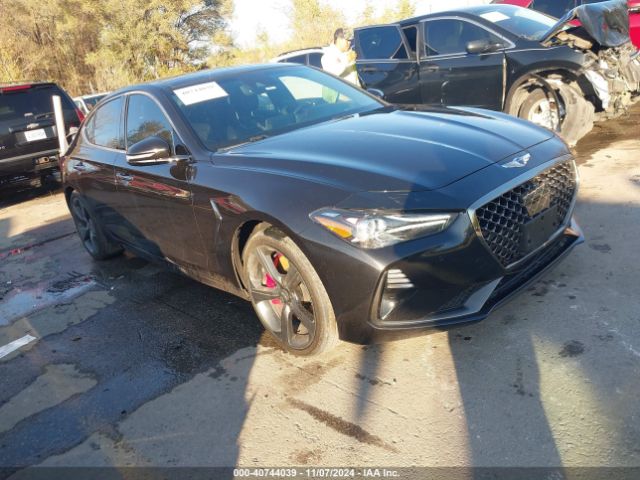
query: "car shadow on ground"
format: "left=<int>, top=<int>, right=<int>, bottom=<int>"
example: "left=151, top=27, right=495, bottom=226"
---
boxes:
left=0, top=183, right=62, bottom=210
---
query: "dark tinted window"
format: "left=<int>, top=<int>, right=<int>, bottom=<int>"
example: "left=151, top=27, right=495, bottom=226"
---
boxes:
left=0, top=84, right=77, bottom=136
left=356, top=26, right=408, bottom=60
left=402, top=26, right=418, bottom=56
left=425, top=19, right=501, bottom=56
left=126, top=94, right=174, bottom=151
left=84, top=97, right=123, bottom=149
left=533, top=0, right=576, bottom=18
left=282, top=54, right=307, bottom=64
left=308, top=53, right=323, bottom=68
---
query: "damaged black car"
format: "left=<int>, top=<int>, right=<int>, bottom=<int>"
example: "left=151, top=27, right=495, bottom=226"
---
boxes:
left=354, top=0, right=640, bottom=145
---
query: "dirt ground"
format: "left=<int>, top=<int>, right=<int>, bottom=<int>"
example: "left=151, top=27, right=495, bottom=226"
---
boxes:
left=0, top=105, right=639, bottom=478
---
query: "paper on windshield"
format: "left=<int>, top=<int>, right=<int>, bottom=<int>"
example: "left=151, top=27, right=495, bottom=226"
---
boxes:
left=174, top=81, right=228, bottom=106
left=480, top=11, right=510, bottom=23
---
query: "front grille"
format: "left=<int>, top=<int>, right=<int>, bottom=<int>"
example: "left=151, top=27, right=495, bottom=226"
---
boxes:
left=487, top=235, right=576, bottom=305
left=475, top=160, right=577, bottom=267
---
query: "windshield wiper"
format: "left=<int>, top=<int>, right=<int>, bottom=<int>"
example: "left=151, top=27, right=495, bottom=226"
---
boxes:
left=359, top=105, right=397, bottom=117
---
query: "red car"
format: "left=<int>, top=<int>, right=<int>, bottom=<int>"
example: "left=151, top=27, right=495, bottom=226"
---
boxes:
left=493, top=0, right=640, bottom=47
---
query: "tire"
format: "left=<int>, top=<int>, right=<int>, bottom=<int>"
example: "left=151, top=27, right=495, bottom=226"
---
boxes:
left=241, top=225, right=339, bottom=356
left=556, top=82, right=595, bottom=147
left=516, top=83, right=595, bottom=146
left=68, top=191, right=123, bottom=260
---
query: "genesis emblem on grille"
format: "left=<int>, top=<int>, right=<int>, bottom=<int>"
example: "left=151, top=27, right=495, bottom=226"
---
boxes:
left=523, top=183, right=552, bottom=217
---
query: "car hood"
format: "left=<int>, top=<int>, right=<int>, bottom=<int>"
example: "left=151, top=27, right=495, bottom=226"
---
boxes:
left=224, top=107, right=555, bottom=193
left=542, top=0, right=631, bottom=48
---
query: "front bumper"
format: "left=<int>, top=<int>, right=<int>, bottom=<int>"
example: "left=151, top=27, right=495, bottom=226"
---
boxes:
left=304, top=156, right=583, bottom=345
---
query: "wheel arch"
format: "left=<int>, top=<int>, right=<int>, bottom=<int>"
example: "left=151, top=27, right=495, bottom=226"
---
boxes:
left=505, top=68, right=584, bottom=115
left=229, top=215, right=306, bottom=297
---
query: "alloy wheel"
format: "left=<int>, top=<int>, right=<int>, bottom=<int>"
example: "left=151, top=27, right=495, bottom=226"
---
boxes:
left=528, top=97, right=560, bottom=131
left=246, top=246, right=317, bottom=350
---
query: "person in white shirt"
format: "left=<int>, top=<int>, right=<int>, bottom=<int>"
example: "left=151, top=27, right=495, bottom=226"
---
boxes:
left=321, top=28, right=360, bottom=86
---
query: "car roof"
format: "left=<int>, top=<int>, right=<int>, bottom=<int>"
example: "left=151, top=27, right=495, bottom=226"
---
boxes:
left=275, top=48, right=324, bottom=58
left=0, top=81, right=58, bottom=91
left=397, top=3, right=517, bottom=26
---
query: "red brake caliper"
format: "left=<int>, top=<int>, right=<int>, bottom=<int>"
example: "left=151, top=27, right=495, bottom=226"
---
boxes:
left=264, top=253, right=287, bottom=305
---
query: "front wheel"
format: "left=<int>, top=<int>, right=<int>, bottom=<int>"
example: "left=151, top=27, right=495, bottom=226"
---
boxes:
left=242, top=226, right=339, bottom=356
left=514, top=83, right=595, bottom=146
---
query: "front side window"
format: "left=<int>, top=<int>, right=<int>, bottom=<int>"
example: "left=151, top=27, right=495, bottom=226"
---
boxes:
left=171, top=66, right=381, bottom=151
left=425, top=19, right=502, bottom=56
left=84, top=97, right=123, bottom=149
left=126, top=94, right=174, bottom=151
left=356, top=26, right=408, bottom=60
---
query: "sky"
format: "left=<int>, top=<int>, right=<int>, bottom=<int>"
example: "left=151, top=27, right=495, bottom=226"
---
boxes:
left=231, top=0, right=490, bottom=47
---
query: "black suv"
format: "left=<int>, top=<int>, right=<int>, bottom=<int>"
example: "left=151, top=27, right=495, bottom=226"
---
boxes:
left=0, top=82, right=83, bottom=189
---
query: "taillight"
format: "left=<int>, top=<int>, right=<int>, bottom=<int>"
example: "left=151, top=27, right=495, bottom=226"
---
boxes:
left=75, top=108, right=85, bottom=123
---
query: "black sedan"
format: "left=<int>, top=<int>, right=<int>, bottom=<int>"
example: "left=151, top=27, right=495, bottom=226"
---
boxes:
left=62, top=64, right=583, bottom=355
left=354, top=1, right=640, bottom=145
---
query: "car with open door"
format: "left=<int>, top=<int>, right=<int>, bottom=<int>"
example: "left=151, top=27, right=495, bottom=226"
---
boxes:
left=492, top=0, right=640, bottom=47
left=62, top=64, right=583, bottom=356
left=0, top=82, right=83, bottom=189
left=354, top=1, right=640, bottom=145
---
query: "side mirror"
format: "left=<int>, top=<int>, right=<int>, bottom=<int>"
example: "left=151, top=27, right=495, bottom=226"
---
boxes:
left=367, top=88, right=385, bottom=99
left=466, top=40, right=503, bottom=54
left=126, top=136, right=171, bottom=165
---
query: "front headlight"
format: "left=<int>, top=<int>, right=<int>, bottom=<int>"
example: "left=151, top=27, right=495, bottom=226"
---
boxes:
left=310, top=208, right=457, bottom=249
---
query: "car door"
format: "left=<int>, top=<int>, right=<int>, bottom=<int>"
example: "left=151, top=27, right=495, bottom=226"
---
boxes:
left=112, top=93, right=204, bottom=270
left=66, top=96, right=123, bottom=227
left=354, top=24, right=421, bottom=104
left=420, top=17, right=508, bottom=111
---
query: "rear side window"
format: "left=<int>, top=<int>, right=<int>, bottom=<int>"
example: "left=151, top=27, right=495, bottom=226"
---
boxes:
left=84, top=97, right=124, bottom=149
left=281, top=54, right=307, bottom=65
left=308, top=53, right=323, bottom=68
left=0, top=84, right=77, bottom=135
left=356, top=26, right=408, bottom=60
left=126, top=94, right=175, bottom=151
left=532, top=0, right=576, bottom=18
left=424, top=19, right=502, bottom=56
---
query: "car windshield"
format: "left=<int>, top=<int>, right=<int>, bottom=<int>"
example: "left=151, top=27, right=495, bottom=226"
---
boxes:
left=474, top=5, right=559, bottom=41
left=170, top=66, right=382, bottom=151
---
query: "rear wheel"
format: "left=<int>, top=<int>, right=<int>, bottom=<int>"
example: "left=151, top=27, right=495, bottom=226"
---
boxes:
left=242, top=226, right=339, bottom=356
left=68, top=191, right=123, bottom=260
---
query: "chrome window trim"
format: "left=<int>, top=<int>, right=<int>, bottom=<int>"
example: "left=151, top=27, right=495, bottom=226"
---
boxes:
left=420, top=15, right=516, bottom=59
left=467, top=154, right=579, bottom=271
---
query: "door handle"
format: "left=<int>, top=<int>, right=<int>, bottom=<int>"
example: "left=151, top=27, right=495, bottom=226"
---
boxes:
left=360, top=67, right=377, bottom=73
left=72, top=163, right=87, bottom=172
left=116, top=172, right=133, bottom=183
left=423, top=65, right=439, bottom=73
